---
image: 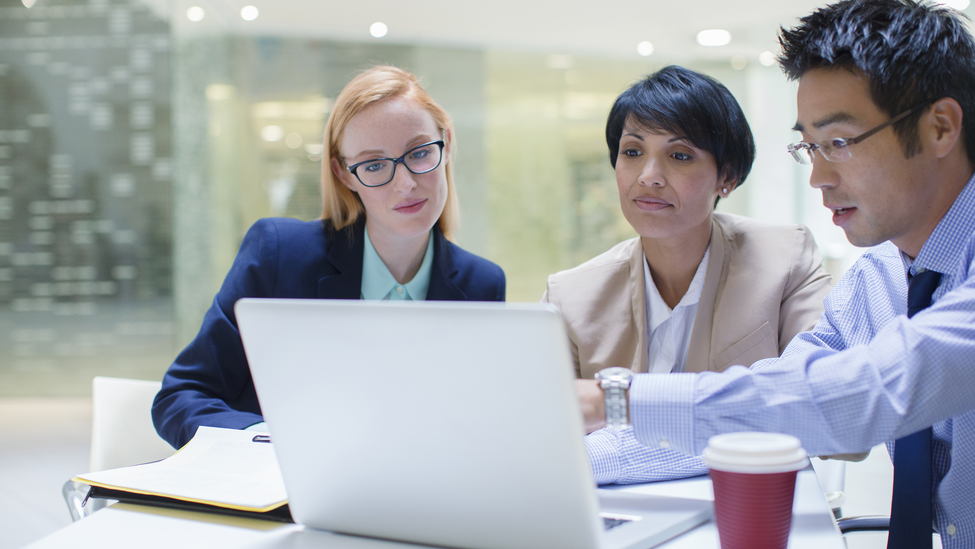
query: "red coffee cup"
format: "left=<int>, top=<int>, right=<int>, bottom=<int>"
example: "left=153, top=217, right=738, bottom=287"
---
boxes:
left=702, top=432, right=809, bottom=549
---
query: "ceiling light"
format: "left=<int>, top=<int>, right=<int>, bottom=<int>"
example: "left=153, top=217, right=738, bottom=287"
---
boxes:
left=22, top=0, right=36, bottom=7
left=186, top=6, right=205, bottom=22
left=697, top=29, right=731, bottom=47
left=370, top=22, right=388, bottom=38
left=241, top=6, right=259, bottom=21
left=637, top=41, right=654, bottom=56
left=285, top=133, right=303, bottom=149
left=759, top=51, right=777, bottom=67
left=261, top=125, right=284, bottom=142
left=731, top=55, right=747, bottom=70
left=547, top=54, right=574, bottom=69
left=935, top=0, right=970, bottom=9
left=205, top=85, right=234, bottom=101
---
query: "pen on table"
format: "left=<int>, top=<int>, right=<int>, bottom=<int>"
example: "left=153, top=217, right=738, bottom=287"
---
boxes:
left=252, top=434, right=270, bottom=443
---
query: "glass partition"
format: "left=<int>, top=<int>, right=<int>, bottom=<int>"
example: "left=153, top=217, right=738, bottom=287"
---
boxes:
left=0, top=0, right=173, bottom=395
left=0, top=0, right=857, bottom=395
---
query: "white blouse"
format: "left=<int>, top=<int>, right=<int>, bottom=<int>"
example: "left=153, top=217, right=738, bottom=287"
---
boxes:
left=643, top=247, right=710, bottom=374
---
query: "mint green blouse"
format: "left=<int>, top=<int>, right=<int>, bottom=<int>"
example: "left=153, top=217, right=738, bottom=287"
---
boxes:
left=360, top=226, right=434, bottom=301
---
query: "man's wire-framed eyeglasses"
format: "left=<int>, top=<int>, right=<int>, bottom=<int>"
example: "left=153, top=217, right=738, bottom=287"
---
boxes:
left=786, top=102, right=931, bottom=165
left=344, top=132, right=446, bottom=187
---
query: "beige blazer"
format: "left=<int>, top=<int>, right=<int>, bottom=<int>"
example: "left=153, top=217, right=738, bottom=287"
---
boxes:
left=542, top=213, right=832, bottom=379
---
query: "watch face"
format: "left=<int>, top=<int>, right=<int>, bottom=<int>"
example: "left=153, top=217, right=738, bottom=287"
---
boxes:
left=597, top=367, right=633, bottom=381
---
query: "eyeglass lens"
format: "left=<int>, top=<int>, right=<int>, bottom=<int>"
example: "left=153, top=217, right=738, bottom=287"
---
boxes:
left=788, top=139, right=852, bottom=165
left=355, top=143, right=443, bottom=187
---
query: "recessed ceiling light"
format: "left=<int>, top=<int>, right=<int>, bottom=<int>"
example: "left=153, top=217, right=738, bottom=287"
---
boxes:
left=261, top=125, right=284, bottom=142
left=285, top=133, right=303, bottom=149
left=759, top=51, right=777, bottom=67
left=731, top=55, right=747, bottom=70
left=241, top=6, right=259, bottom=21
left=186, top=6, right=205, bottom=22
left=370, top=22, right=388, bottom=38
left=637, top=41, right=654, bottom=56
left=205, top=85, right=233, bottom=101
left=697, top=29, right=731, bottom=47
left=21, top=0, right=36, bottom=7
left=547, top=54, right=574, bottom=69
left=935, top=0, right=970, bottom=9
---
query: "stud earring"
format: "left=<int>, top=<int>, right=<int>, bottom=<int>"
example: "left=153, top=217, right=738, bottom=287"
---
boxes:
left=721, top=187, right=728, bottom=194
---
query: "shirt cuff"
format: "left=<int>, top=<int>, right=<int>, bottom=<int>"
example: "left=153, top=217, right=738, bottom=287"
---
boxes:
left=244, top=421, right=268, bottom=432
left=586, top=426, right=710, bottom=485
left=629, top=373, right=697, bottom=454
left=585, top=429, right=623, bottom=485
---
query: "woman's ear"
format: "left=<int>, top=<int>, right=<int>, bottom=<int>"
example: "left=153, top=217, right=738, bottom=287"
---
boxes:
left=442, top=128, right=453, bottom=164
left=331, top=156, right=357, bottom=193
left=717, top=170, right=737, bottom=197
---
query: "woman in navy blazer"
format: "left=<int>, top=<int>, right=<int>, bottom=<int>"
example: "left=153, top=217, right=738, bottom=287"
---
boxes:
left=153, top=67, right=505, bottom=449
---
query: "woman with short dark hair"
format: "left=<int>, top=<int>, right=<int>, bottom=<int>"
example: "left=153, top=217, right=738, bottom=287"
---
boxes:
left=543, top=65, right=832, bottom=483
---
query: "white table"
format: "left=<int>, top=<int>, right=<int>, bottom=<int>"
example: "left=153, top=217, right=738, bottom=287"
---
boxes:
left=25, top=469, right=843, bottom=549
left=617, top=468, right=844, bottom=548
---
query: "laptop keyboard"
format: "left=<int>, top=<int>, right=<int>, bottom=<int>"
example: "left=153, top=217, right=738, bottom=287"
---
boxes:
left=602, top=517, right=632, bottom=531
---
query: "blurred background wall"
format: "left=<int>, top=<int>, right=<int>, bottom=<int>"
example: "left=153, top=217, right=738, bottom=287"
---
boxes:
left=2, top=0, right=971, bottom=396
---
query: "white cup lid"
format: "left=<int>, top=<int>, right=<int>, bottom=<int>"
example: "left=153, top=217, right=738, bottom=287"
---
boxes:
left=703, top=432, right=809, bottom=474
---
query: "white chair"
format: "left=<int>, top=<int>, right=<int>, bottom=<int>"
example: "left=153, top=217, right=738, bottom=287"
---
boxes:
left=63, top=377, right=176, bottom=521
left=811, top=457, right=847, bottom=517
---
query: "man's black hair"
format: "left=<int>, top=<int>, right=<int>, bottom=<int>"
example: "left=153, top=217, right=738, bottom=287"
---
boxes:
left=778, top=0, right=975, bottom=162
left=605, top=65, right=755, bottom=200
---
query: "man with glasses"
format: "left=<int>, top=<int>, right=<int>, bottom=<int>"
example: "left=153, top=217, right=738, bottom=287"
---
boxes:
left=577, top=1, right=975, bottom=547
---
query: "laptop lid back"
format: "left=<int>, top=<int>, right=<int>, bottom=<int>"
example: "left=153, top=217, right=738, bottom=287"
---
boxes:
left=237, top=299, right=602, bottom=549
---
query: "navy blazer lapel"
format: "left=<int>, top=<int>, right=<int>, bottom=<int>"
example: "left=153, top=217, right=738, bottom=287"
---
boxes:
left=317, top=219, right=365, bottom=299
left=427, top=227, right=466, bottom=301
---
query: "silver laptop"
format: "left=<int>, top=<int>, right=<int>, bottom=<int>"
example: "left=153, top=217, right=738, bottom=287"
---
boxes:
left=236, top=299, right=711, bottom=549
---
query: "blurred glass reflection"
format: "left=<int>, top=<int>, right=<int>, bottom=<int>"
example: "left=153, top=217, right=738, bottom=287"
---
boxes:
left=0, top=0, right=860, bottom=396
left=0, top=0, right=172, bottom=395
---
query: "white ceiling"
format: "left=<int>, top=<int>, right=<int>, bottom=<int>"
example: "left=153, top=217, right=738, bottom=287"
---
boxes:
left=144, top=1, right=820, bottom=60
left=150, top=0, right=975, bottom=64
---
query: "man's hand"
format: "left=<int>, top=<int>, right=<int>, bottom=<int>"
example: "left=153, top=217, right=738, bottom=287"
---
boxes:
left=576, top=379, right=606, bottom=434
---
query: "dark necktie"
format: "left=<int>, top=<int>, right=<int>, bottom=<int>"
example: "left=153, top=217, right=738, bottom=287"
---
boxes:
left=887, top=268, right=941, bottom=549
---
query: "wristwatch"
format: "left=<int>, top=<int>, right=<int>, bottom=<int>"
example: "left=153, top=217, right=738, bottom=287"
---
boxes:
left=594, top=367, right=633, bottom=429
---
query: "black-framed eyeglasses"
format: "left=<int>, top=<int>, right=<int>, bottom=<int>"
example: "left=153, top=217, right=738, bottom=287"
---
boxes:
left=787, top=102, right=931, bottom=165
left=344, top=133, right=446, bottom=187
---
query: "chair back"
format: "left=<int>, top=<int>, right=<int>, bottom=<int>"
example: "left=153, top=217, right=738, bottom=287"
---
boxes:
left=811, top=457, right=847, bottom=512
left=89, top=376, right=174, bottom=472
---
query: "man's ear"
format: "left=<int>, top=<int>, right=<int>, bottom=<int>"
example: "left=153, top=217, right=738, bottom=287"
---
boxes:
left=331, top=156, right=356, bottom=192
left=926, top=97, right=964, bottom=160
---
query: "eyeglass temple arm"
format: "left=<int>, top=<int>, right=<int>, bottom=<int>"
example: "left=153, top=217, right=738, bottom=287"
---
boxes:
left=845, top=104, right=923, bottom=146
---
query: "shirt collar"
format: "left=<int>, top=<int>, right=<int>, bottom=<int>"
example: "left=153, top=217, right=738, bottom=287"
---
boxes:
left=899, top=252, right=915, bottom=277
left=643, top=246, right=710, bottom=332
left=360, top=226, right=435, bottom=301
left=913, top=171, right=975, bottom=277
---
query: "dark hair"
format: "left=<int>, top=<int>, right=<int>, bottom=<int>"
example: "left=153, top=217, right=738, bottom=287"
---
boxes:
left=778, top=0, right=975, bottom=163
left=605, top=65, right=756, bottom=201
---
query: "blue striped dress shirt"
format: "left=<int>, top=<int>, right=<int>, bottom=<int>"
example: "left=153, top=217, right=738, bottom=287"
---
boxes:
left=589, top=173, right=975, bottom=547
